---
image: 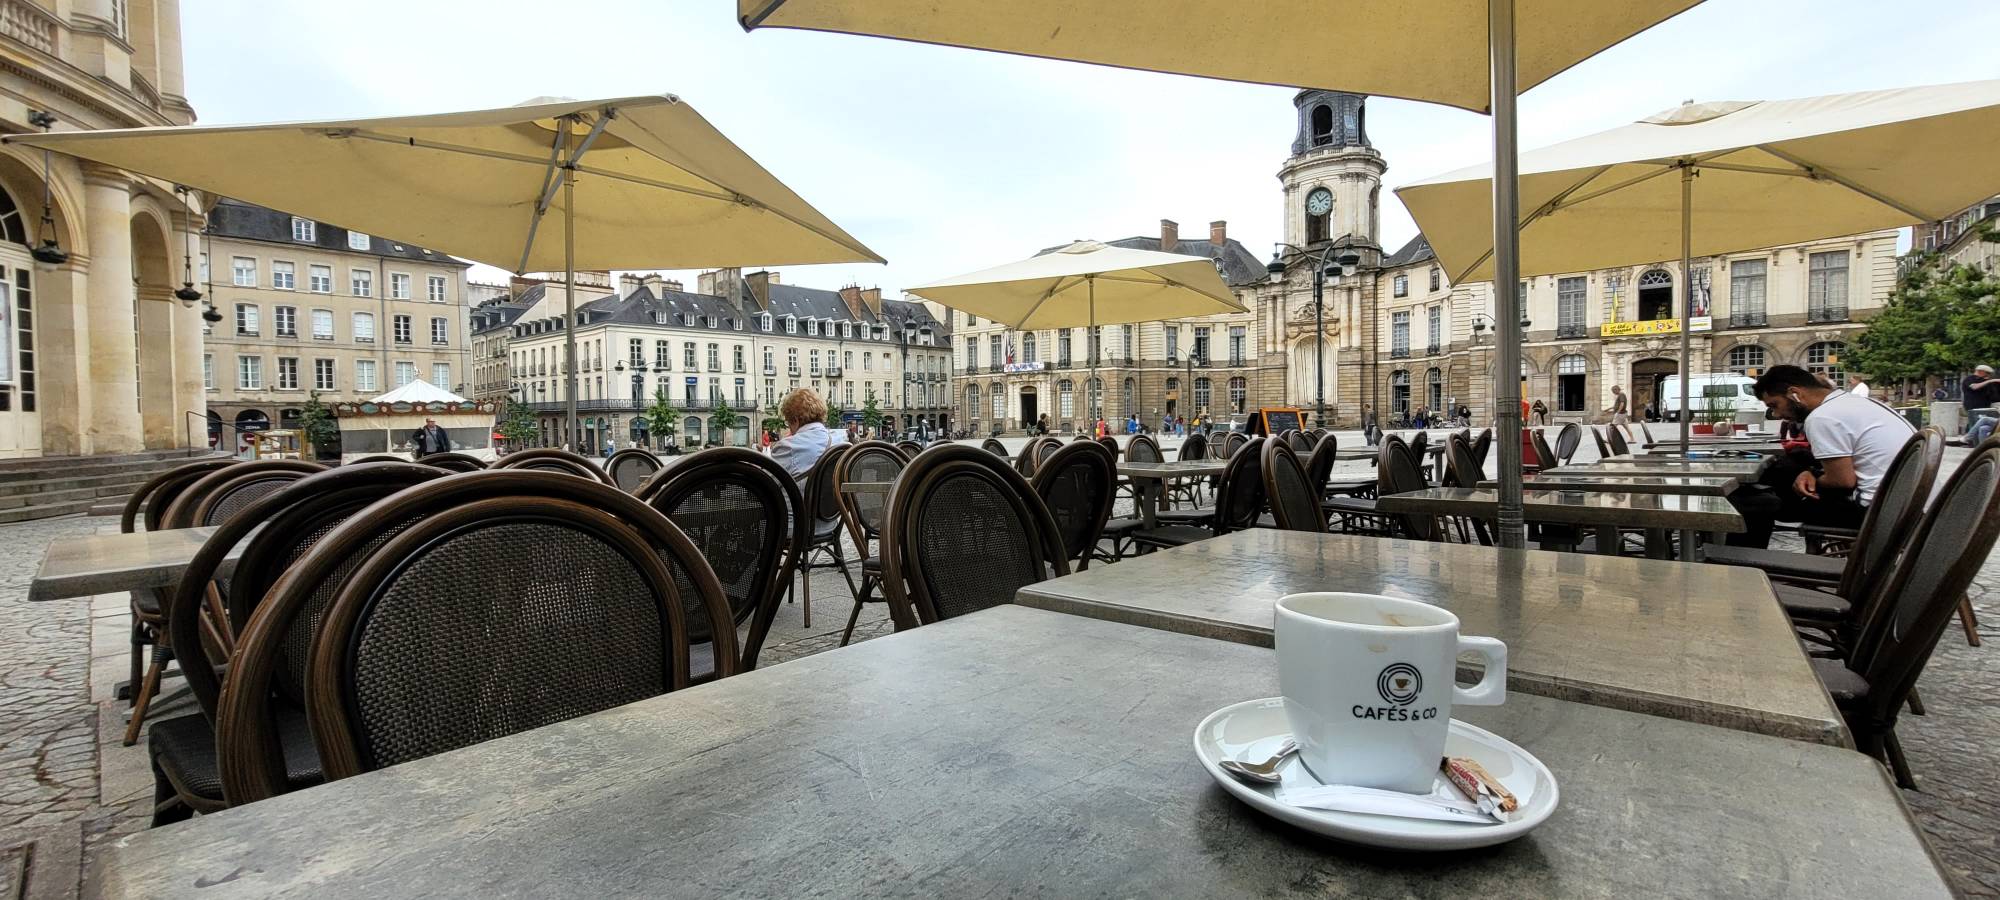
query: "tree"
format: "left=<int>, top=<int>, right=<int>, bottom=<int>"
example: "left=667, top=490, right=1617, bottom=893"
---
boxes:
left=298, top=391, right=340, bottom=458
left=861, top=389, right=885, bottom=431
left=496, top=397, right=537, bottom=448
left=825, top=398, right=845, bottom=426
left=1942, top=264, right=2000, bottom=371
left=758, top=403, right=785, bottom=436
left=644, top=386, right=678, bottom=449
left=1850, top=265, right=1961, bottom=386
left=711, top=399, right=741, bottom=447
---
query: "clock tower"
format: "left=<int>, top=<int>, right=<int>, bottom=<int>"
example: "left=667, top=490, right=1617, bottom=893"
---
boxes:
left=1278, top=89, right=1385, bottom=259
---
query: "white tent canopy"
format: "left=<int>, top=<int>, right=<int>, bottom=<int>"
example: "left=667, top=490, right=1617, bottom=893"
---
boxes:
left=369, top=380, right=467, bottom=405
left=906, top=241, right=1243, bottom=330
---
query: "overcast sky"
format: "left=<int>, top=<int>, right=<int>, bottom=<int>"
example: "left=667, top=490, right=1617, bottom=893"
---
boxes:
left=183, top=0, right=2000, bottom=296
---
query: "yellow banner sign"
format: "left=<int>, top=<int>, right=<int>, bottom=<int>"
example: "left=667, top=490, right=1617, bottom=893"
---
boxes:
left=1601, top=318, right=1682, bottom=337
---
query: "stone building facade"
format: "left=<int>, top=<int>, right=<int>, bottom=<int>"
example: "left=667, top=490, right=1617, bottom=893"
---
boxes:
left=199, top=199, right=470, bottom=442
left=0, top=0, right=203, bottom=457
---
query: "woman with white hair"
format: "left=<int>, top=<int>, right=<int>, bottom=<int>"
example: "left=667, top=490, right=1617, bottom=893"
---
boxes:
left=769, top=388, right=848, bottom=484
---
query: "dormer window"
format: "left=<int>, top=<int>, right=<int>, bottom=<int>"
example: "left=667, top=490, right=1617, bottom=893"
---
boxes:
left=785, top=316, right=797, bottom=334
left=840, top=321, right=851, bottom=338
left=761, top=313, right=773, bottom=331
left=291, top=217, right=317, bottom=242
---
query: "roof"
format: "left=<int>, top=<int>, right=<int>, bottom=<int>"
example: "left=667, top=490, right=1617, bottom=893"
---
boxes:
left=1382, top=234, right=1437, bottom=269
left=206, top=198, right=469, bottom=265
left=512, top=279, right=951, bottom=341
left=369, top=380, right=468, bottom=404
left=1042, top=235, right=1268, bottom=287
left=469, top=286, right=539, bottom=335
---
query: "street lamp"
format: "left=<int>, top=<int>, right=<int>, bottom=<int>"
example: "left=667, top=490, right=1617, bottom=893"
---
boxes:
left=1268, top=243, right=1360, bottom=429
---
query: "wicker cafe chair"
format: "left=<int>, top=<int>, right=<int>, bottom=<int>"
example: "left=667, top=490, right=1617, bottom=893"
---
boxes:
left=645, top=449, right=795, bottom=678
left=1530, top=430, right=1559, bottom=479
left=605, top=448, right=663, bottom=492
left=492, top=447, right=616, bottom=485
left=1810, top=439, right=2000, bottom=788
left=1325, top=436, right=1399, bottom=534
left=1406, top=431, right=1431, bottom=482
left=1224, top=431, right=1250, bottom=457
left=833, top=441, right=907, bottom=645
left=880, top=445, right=1069, bottom=628
left=1164, top=433, right=1208, bottom=508
left=1605, top=424, right=1631, bottom=456
left=980, top=437, right=1008, bottom=456
left=305, top=493, right=710, bottom=782
left=1286, top=430, right=1313, bottom=454
left=1261, top=440, right=1326, bottom=533
left=1378, top=439, right=1438, bottom=542
left=1445, top=432, right=1493, bottom=546
left=1589, top=426, right=1613, bottom=460
left=350, top=454, right=410, bottom=464
left=158, top=460, right=326, bottom=531
left=896, top=440, right=925, bottom=459
left=1472, top=429, right=1493, bottom=471
left=1554, top=423, right=1582, bottom=465
left=123, top=459, right=236, bottom=534
left=1131, top=437, right=1266, bottom=552
left=789, top=444, right=854, bottom=630
left=1031, top=440, right=1116, bottom=571
left=1179, top=432, right=1209, bottom=462
left=417, top=451, right=487, bottom=473
left=147, top=462, right=447, bottom=825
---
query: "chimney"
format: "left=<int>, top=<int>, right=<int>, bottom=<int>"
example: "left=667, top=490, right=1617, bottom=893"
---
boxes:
left=1210, top=220, right=1228, bottom=246
left=662, top=279, right=683, bottom=293
left=1160, top=219, right=1179, bottom=253
left=860, top=287, right=883, bottom=315
left=745, top=271, right=773, bottom=310
left=695, top=267, right=742, bottom=299
left=618, top=273, right=642, bottom=294
left=838, top=285, right=864, bottom=318
left=639, top=272, right=665, bottom=294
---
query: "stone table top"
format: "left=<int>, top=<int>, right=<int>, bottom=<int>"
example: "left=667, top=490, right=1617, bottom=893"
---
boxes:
left=30, top=527, right=223, bottom=603
left=1334, top=443, right=1446, bottom=461
left=1015, top=530, right=1842, bottom=745
left=1118, top=459, right=1226, bottom=479
left=1377, top=487, right=1746, bottom=532
left=1643, top=443, right=1784, bottom=457
left=81, top=606, right=1939, bottom=899
left=1548, top=458, right=1768, bottom=478
left=1480, top=473, right=1740, bottom=496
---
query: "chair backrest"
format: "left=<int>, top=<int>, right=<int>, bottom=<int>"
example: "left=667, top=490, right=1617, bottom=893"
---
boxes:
left=1446, top=432, right=1482, bottom=489
left=304, top=489, right=714, bottom=781
left=1286, top=430, right=1313, bottom=453
left=1605, top=425, right=1631, bottom=456
left=1530, top=429, right=1558, bottom=475
left=836, top=441, right=906, bottom=557
left=418, top=452, right=488, bottom=473
left=169, top=462, right=448, bottom=726
left=1212, top=437, right=1268, bottom=534
left=1094, top=435, right=1120, bottom=460
left=646, top=448, right=794, bottom=673
left=349, top=455, right=409, bottom=464
left=1179, top=432, right=1209, bottom=461
left=1035, top=436, right=1063, bottom=466
left=981, top=438, right=1008, bottom=456
left=604, top=448, right=662, bottom=492
left=1030, top=440, right=1116, bottom=569
left=1126, top=433, right=1163, bottom=464
left=881, top=445, right=1069, bottom=627
left=1591, top=426, right=1613, bottom=459
left=161, top=460, right=327, bottom=530
left=1639, top=421, right=1656, bottom=443
left=1472, top=428, right=1493, bottom=471
left=491, top=447, right=616, bottom=485
left=187, top=464, right=326, bottom=529
left=1840, top=440, right=2000, bottom=740
left=1376, top=440, right=1436, bottom=541
left=1261, top=440, right=1323, bottom=533
left=1554, top=423, right=1582, bottom=464
left=1303, top=432, right=1339, bottom=495
left=1836, top=429, right=1946, bottom=605
left=123, top=458, right=236, bottom=533
left=803, top=443, right=852, bottom=539
left=896, top=440, right=925, bottom=458
left=1406, top=431, right=1429, bottom=468
left=1224, top=431, right=1250, bottom=457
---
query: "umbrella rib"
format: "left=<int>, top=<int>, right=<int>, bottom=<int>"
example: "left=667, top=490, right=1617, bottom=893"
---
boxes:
left=1143, top=267, right=1240, bottom=306
left=1448, top=163, right=1681, bottom=284
left=1754, top=145, right=1933, bottom=220
left=515, top=125, right=569, bottom=275
left=1011, top=275, right=1083, bottom=328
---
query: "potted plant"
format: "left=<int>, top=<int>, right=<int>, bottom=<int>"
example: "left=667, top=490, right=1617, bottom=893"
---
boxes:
left=1693, top=392, right=1733, bottom=436
left=298, top=392, right=341, bottom=460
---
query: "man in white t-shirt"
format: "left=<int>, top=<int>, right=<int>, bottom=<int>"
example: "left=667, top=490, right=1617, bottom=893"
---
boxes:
left=1726, top=365, right=1915, bottom=546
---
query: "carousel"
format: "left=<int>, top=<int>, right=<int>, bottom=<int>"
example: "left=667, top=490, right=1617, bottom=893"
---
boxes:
left=333, top=381, right=499, bottom=463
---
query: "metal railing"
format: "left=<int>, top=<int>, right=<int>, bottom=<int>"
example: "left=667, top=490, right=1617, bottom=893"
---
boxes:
left=1729, top=314, right=1768, bottom=328
left=1807, top=306, right=1849, bottom=323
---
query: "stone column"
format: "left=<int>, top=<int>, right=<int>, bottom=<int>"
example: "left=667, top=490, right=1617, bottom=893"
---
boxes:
left=82, top=166, right=140, bottom=454
left=171, top=289, right=203, bottom=448
left=156, top=0, right=189, bottom=115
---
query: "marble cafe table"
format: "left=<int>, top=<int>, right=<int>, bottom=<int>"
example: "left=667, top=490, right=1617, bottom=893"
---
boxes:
left=1374, top=487, right=1743, bottom=559
left=1118, top=459, right=1227, bottom=528
left=30, top=527, right=224, bottom=603
left=1580, top=456, right=1769, bottom=478
left=1479, top=473, right=1740, bottom=496
left=80, top=606, right=1944, bottom=899
left=1016, top=530, right=1845, bottom=747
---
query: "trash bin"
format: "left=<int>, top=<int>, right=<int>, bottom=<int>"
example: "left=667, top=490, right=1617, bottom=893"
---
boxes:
left=1930, top=401, right=1963, bottom=437
left=1895, top=406, right=1926, bottom=430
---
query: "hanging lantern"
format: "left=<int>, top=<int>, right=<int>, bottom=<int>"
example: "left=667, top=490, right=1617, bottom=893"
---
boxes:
left=172, top=185, right=202, bottom=305
left=25, top=110, right=66, bottom=268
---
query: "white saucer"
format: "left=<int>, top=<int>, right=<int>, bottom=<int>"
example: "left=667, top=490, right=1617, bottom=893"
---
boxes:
left=1192, top=697, right=1558, bottom=850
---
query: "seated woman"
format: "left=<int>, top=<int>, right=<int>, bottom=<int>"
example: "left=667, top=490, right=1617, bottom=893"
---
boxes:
left=770, top=388, right=848, bottom=484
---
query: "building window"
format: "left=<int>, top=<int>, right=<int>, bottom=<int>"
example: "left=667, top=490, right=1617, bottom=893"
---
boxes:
left=1427, top=305, right=1442, bottom=351
left=351, top=269, right=373, bottom=297
left=1390, top=370, right=1410, bottom=415
left=964, top=337, right=977, bottom=369
left=353, top=312, right=375, bottom=342
left=356, top=359, right=377, bottom=392
left=1638, top=268, right=1674, bottom=320
left=238, top=355, right=263, bottom=390
left=628, top=339, right=645, bottom=367
left=1229, top=326, right=1246, bottom=365
left=784, top=316, right=796, bottom=334
left=235, top=303, right=259, bottom=336
left=840, top=321, right=851, bottom=338
left=1228, top=376, right=1247, bottom=413
left=862, top=353, right=873, bottom=372
left=707, top=343, right=721, bottom=371
left=1727, top=344, right=1767, bottom=376
left=1556, top=276, right=1586, bottom=338
left=427, top=317, right=447, bottom=345
left=394, top=361, right=416, bottom=387
left=1393, top=274, right=1408, bottom=297
left=1193, top=376, right=1212, bottom=410
left=309, top=265, right=332, bottom=293
left=1729, top=259, right=1768, bottom=326
left=1806, top=341, right=1846, bottom=385
left=1430, top=268, right=1442, bottom=291
left=1165, top=328, right=1179, bottom=362
left=389, top=273, right=410, bottom=300
left=1426, top=367, right=1444, bottom=412
left=809, top=349, right=821, bottom=375
left=203, top=353, right=213, bottom=390
left=1556, top=354, right=1587, bottom=412
left=427, top=275, right=447, bottom=303
left=313, top=358, right=335, bottom=391
left=276, top=357, right=299, bottom=390
left=271, top=261, right=296, bottom=290
left=656, top=340, right=672, bottom=369
left=291, top=217, right=316, bottom=243
left=231, top=256, right=256, bottom=287
left=1122, top=325, right=1134, bottom=360
left=735, top=377, right=747, bottom=405
left=989, top=335, right=1002, bottom=368
left=1390, top=311, right=1410, bottom=357
left=274, top=305, right=296, bottom=338
left=1807, top=251, right=1849, bottom=321
left=310, top=309, right=334, bottom=340
left=732, top=346, right=744, bottom=373
left=347, top=231, right=370, bottom=251
left=433, top=363, right=451, bottom=387
left=393, top=315, right=412, bottom=344
left=1023, top=332, right=1038, bottom=364
left=1058, top=380, right=1074, bottom=418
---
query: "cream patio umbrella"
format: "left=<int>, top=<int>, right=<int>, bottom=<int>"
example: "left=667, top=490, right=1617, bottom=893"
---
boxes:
left=906, top=241, right=1244, bottom=425
left=739, top=0, right=1706, bottom=547
left=2, top=94, right=882, bottom=452
left=1397, top=78, right=2000, bottom=452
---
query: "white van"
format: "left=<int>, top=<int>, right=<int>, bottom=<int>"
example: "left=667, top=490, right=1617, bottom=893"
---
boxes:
left=1657, top=374, right=1763, bottom=421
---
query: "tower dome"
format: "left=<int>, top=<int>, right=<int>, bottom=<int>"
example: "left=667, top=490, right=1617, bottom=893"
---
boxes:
left=1291, top=90, right=1371, bottom=156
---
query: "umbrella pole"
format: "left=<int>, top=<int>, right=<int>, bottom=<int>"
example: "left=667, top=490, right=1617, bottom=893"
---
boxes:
left=563, top=156, right=579, bottom=454
left=1489, top=0, right=1526, bottom=549
left=1088, top=276, right=1097, bottom=428
left=1678, top=164, right=1692, bottom=454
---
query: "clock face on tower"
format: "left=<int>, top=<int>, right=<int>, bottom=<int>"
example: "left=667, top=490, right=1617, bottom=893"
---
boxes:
left=1305, top=187, right=1332, bottom=217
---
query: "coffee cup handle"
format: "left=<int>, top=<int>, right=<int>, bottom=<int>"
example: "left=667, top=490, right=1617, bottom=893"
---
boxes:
left=1453, top=636, right=1508, bottom=706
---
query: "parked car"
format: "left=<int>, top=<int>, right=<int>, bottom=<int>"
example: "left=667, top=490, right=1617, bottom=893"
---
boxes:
left=1657, top=374, right=1763, bottom=421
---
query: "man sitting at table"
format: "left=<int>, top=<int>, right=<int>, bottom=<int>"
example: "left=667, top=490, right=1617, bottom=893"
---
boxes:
left=770, top=388, right=848, bottom=485
left=1726, top=365, right=1915, bottom=547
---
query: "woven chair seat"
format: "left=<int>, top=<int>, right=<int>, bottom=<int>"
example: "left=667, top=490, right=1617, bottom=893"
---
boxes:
left=1154, top=508, right=1215, bottom=526
left=131, top=588, right=164, bottom=618
left=1701, top=545, right=1844, bottom=584
left=1810, top=658, right=1869, bottom=704
left=1323, top=496, right=1378, bottom=515
left=1129, top=524, right=1214, bottom=549
left=150, top=706, right=322, bottom=803
left=862, top=555, right=881, bottom=574
left=1773, top=582, right=1852, bottom=622
left=1100, top=516, right=1144, bottom=535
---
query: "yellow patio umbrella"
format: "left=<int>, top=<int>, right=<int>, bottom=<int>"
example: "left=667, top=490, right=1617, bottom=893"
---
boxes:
left=2, top=94, right=882, bottom=449
left=739, top=0, right=1706, bottom=547
left=1398, top=78, right=2000, bottom=450
left=906, top=240, right=1244, bottom=423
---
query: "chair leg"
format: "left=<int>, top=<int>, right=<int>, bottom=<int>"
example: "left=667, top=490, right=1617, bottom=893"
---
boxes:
left=150, top=755, right=193, bottom=828
left=127, top=621, right=146, bottom=706
left=123, top=650, right=165, bottom=747
left=1906, top=688, right=1926, bottom=717
left=840, top=599, right=865, bottom=647
left=1884, top=730, right=1916, bottom=790
left=1958, top=593, right=1981, bottom=647
left=799, top=554, right=812, bottom=629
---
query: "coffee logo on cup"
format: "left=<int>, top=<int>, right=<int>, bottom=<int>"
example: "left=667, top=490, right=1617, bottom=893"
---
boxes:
left=1377, top=663, right=1423, bottom=706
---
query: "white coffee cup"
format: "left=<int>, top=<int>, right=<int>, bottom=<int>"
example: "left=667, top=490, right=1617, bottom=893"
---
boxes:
left=1275, top=592, right=1508, bottom=794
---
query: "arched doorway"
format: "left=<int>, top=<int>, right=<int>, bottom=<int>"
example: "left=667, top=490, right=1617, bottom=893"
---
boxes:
left=234, top=409, right=270, bottom=456
left=1632, top=357, right=1678, bottom=419
left=1390, top=370, right=1411, bottom=417
left=130, top=207, right=179, bottom=449
left=1638, top=269, right=1674, bottom=321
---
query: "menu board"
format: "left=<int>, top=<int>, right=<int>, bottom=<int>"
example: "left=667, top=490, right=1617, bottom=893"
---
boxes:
left=1258, top=408, right=1304, bottom=435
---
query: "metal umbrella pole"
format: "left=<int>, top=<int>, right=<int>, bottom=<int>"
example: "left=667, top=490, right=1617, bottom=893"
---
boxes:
left=1678, top=162, right=1693, bottom=455
left=1488, top=0, right=1526, bottom=549
left=563, top=155, right=578, bottom=452
left=1088, top=275, right=1098, bottom=429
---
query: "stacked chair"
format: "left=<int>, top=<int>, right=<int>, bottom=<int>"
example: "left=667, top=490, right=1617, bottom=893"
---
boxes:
left=880, top=445, right=1068, bottom=627
left=1029, top=440, right=1116, bottom=571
